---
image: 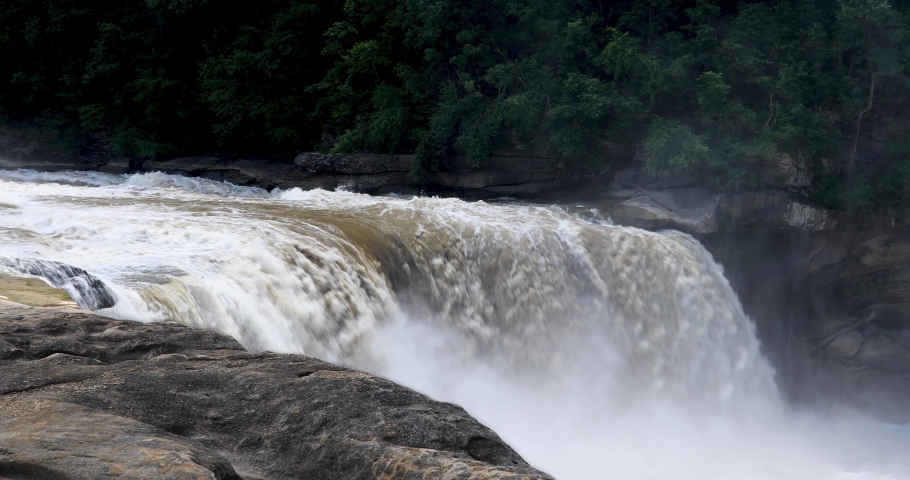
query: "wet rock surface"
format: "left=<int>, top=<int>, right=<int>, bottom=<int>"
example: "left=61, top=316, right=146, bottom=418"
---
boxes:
left=0, top=259, right=115, bottom=310
left=0, top=305, right=551, bottom=480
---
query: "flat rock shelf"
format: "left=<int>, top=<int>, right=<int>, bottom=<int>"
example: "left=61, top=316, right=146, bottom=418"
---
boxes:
left=0, top=302, right=552, bottom=480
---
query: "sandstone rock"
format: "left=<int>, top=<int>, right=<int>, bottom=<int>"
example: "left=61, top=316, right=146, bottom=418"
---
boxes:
left=0, top=305, right=553, bottom=480
left=0, top=274, right=76, bottom=308
left=838, top=333, right=910, bottom=373
left=294, top=152, right=414, bottom=174
left=863, top=324, right=879, bottom=337
left=0, top=259, right=115, bottom=310
left=0, top=339, right=23, bottom=360
left=142, top=156, right=317, bottom=191
left=612, top=189, right=721, bottom=234
left=826, top=332, right=863, bottom=357
left=855, top=336, right=900, bottom=359
left=0, top=400, right=241, bottom=480
left=611, top=188, right=841, bottom=234
left=760, top=152, right=812, bottom=189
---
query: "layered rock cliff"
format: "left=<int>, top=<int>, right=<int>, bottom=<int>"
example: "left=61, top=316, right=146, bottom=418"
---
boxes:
left=608, top=187, right=910, bottom=417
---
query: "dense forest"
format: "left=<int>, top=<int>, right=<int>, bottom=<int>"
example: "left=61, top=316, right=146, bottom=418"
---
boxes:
left=1, top=0, right=909, bottom=209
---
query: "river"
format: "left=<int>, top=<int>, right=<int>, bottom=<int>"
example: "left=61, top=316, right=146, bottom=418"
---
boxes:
left=1, top=168, right=909, bottom=479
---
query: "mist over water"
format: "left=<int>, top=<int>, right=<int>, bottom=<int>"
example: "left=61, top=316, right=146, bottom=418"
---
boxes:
left=1, top=168, right=909, bottom=479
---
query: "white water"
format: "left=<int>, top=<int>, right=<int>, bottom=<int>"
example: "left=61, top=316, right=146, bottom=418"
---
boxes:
left=1, top=168, right=909, bottom=479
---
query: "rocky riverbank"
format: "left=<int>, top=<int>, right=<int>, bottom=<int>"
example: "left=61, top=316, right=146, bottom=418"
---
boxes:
left=0, top=292, right=552, bottom=479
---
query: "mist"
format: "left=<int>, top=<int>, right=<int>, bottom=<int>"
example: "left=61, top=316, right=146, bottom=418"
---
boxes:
left=365, top=315, right=910, bottom=480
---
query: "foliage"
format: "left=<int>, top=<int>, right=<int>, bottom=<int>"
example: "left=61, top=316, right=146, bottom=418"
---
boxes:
left=2, top=0, right=910, bottom=209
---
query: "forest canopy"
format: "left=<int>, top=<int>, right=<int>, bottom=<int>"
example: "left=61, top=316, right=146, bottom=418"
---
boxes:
left=1, top=0, right=909, bottom=209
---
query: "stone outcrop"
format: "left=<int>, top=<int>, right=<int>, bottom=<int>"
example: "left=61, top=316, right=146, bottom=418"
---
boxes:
left=0, top=126, right=112, bottom=173
left=295, top=152, right=414, bottom=175
left=0, top=304, right=552, bottom=480
left=610, top=188, right=840, bottom=235
left=138, top=153, right=599, bottom=197
left=603, top=185, right=910, bottom=415
left=0, top=274, right=77, bottom=308
left=611, top=188, right=722, bottom=234
left=142, top=156, right=318, bottom=190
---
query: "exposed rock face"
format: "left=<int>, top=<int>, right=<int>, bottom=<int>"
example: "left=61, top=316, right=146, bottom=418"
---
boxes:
left=295, top=152, right=414, bottom=175
left=684, top=208, right=910, bottom=414
left=0, top=274, right=77, bottom=308
left=0, top=125, right=115, bottom=173
left=612, top=188, right=722, bottom=234
left=826, top=332, right=863, bottom=358
left=139, top=153, right=596, bottom=197
left=762, top=152, right=813, bottom=189
left=0, top=401, right=241, bottom=480
left=142, top=156, right=318, bottom=190
left=600, top=184, right=910, bottom=414
left=611, top=188, right=841, bottom=235
left=0, top=305, right=552, bottom=480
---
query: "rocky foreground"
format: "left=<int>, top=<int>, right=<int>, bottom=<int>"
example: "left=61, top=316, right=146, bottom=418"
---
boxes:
left=0, top=301, right=552, bottom=480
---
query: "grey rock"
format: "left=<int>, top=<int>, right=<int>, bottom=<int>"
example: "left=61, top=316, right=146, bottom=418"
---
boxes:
left=0, top=400, right=240, bottom=480
left=840, top=334, right=910, bottom=373
left=0, top=306, right=553, bottom=480
left=826, top=332, right=863, bottom=357
left=142, top=156, right=315, bottom=190
left=613, top=189, right=722, bottom=234
left=0, top=340, right=23, bottom=361
left=863, top=324, right=879, bottom=337
left=611, top=188, right=841, bottom=235
left=760, top=152, right=812, bottom=189
left=294, top=152, right=414, bottom=174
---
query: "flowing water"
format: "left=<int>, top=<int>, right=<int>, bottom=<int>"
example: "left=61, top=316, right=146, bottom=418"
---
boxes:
left=1, top=168, right=909, bottom=479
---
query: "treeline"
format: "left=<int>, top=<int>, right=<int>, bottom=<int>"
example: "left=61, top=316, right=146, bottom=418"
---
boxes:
left=2, top=0, right=909, bottom=209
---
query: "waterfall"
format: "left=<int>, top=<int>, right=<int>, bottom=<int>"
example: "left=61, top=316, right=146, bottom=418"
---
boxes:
left=2, top=168, right=908, bottom=480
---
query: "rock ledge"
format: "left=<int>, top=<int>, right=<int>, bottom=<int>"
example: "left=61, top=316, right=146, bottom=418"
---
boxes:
left=0, top=303, right=551, bottom=480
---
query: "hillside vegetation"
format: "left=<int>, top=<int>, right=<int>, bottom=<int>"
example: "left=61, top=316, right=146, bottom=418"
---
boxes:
left=2, top=0, right=909, bottom=209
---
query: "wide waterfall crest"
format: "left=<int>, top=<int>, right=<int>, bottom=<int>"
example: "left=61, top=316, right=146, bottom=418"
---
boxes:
left=0, top=170, right=777, bottom=407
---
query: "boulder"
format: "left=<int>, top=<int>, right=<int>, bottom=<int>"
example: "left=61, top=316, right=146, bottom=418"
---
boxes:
left=612, top=188, right=722, bottom=234
left=0, top=304, right=553, bottom=480
left=826, top=331, right=864, bottom=358
left=611, top=188, right=841, bottom=234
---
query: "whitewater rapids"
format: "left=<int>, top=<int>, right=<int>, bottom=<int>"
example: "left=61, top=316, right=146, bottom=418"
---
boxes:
left=1, top=168, right=908, bottom=479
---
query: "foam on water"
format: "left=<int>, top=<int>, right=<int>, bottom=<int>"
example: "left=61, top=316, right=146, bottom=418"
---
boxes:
left=1, top=168, right=908, bottom=479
